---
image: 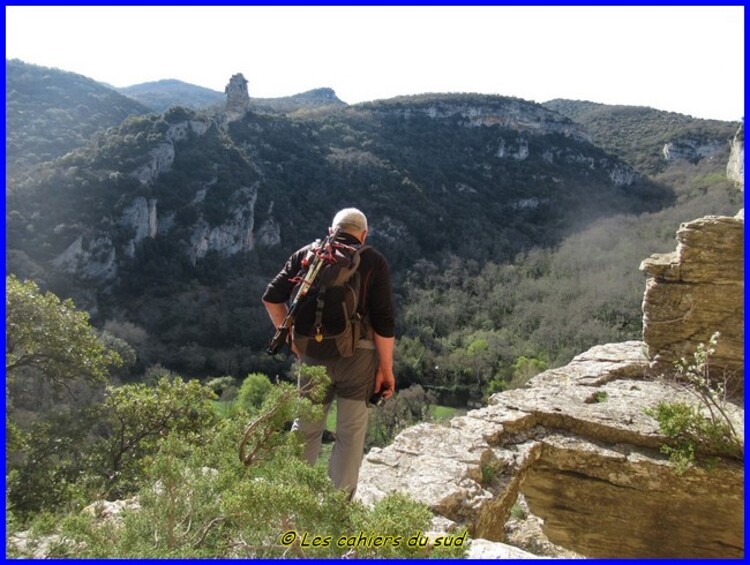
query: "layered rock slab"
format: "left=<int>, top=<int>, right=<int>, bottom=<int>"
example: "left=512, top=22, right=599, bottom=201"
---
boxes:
left=640, top=214, right=744, bottom=389
left=356, top=341, right=744, bottom=558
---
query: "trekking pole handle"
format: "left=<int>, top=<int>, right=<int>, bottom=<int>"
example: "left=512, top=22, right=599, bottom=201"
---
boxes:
left=266, top=324, right=290, bottom=356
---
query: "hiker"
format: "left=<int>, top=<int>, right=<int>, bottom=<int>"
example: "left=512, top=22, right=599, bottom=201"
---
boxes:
left=262, top=207, right=396, bottom=497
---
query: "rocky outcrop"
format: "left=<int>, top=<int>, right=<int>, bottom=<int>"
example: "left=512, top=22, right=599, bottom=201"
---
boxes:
left=188, top=185, right=258, bottom=263
left=608, top=162, right=639, bottom=186
left=375, top=97, right=589, bottom=142
left=726, top=122, right=744, bottom=189
left=662, top=139, right=726, bottom=162
left=356, top=341, right=744, bottom=558
left=130, top=143, right=175, bottom=185
left=120, top=197, right=158, bottom=257
left=254, top=216, right=281, bottom=247
left=51, top=234, right=117, bottom=283
left=167, top=120, right=210, bottom=142
left=129, top=119, right=210, bottom=186
left=640, top=214, right=744, bottom=389
left=225, top=73, right=250, bottom=118
left=494, top=136, right=532, bottom=161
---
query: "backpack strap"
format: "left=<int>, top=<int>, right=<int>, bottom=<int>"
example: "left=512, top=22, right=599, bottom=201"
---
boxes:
left=313, top=286, right=327, bottom=343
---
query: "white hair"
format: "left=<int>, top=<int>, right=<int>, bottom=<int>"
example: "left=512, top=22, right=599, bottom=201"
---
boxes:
left=332, top=207, right=368, bottom=233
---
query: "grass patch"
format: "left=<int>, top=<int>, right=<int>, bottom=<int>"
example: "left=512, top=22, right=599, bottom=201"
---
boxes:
left=430, top=405, right=465, bottom=421
left=326, top=402, right=337, bottom=430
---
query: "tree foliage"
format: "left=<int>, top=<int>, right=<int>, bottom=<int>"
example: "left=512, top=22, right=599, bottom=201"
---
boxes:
left=89, top=376, right=219, bottom=499
left=7, top=329, right=462, bottom=558
left=6, top=275, right=122, bottom=387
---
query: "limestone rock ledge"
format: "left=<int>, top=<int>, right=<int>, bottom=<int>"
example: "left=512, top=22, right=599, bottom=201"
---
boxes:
left=640, top=214, right=744, bottom=388
left=356, top=341, right=744, bottom=558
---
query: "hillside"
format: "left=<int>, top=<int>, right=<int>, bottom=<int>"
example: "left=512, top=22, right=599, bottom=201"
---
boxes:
left=117, top=79, right=224, bottom=113
left=250, top=87, right=347, bottom=113
left=5, top=69, right=741, bottom=393
left=5, top=59, right=152, bottom=180
left=543, top=99, right=738, bottom=175
left=4, top=66, right=743, bottom=559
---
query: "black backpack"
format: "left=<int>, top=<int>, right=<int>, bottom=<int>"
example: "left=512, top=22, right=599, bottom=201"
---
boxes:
left=290, top=238, right=370, bottom=360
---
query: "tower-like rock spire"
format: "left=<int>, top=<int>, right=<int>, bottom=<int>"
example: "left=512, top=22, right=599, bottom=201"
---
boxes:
left=225, top=73, right=250, bottom=117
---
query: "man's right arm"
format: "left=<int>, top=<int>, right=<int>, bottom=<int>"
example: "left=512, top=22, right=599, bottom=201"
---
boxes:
left=263, top=300, right=289, bottom=329
left=262, top=247, right=308, bottom=309
left=262, top=249, right=306, bottom=356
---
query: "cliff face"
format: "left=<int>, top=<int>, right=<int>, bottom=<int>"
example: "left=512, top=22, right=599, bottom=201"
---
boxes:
left=366, top=96, right=590, bottom=141
left=356, top=342, right=744, bottom=558
left=727, top=122, right=744, bottom=188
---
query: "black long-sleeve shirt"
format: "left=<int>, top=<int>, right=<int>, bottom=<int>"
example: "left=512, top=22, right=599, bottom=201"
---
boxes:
left=262, top=233, right=395, bottom=338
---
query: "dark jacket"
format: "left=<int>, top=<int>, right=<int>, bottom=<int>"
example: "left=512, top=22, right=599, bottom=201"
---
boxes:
left=262, top=233, right=395, bottom=338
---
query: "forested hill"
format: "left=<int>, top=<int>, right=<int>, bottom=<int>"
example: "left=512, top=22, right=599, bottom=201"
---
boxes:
left=543, top=98, right=738, bottom=175
left=6, top=63, right=742, bottom=399
left=116, top=79, right=225, bottom=113
left=5, top=59, right=152, bottom=180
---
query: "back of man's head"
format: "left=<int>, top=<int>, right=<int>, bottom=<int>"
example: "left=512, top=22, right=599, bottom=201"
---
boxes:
left=332, top=207, right=368, bottom=235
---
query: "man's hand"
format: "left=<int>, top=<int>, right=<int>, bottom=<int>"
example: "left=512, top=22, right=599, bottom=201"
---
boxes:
left=374, top=366, right=396, bottom=399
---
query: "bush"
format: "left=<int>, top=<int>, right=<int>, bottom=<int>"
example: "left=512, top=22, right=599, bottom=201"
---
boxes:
left=87, top=376, right=218, bottom=499
left=645, top=332, right=743, bottom=474
left=236, top=373, right=274, bottom=413
left=21, top=368, right=464, bottom=558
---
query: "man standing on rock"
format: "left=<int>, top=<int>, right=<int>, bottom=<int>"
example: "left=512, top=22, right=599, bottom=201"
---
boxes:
left=262, top=207, right=396, bottom=498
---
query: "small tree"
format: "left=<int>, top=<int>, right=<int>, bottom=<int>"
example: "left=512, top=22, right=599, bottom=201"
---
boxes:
left=6, top=275, right=122, bottom=389
left=509, top=356, right=548, bottom=388
left=646, top=332, right=743, bottom=473
left=239, top=365, right=329, bottom=467
left=89, top=376, right=218, bottom=499
left=6, top=276, right=123, bottom=517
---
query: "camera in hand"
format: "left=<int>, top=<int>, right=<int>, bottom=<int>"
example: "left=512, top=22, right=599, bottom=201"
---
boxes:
left=369, top=391, right=386, bottom=407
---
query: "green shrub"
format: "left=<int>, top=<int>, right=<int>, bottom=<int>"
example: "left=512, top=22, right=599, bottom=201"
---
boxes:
left=645, top=333, right=743, bottom=474
left=236, top=372, right=274, bottom=412
left=26, top=368, right=465, bottom=559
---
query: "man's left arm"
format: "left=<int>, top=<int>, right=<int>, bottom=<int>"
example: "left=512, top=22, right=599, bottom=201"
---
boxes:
left=373, top=332, right=396, bottom=399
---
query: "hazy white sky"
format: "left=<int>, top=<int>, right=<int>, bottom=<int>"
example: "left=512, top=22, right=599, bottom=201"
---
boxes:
left=5, top=5, right=745, bottom=121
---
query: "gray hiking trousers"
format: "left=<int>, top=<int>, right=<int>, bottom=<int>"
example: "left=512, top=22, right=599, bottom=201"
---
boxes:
left=293, top=343, right=378, bottom=498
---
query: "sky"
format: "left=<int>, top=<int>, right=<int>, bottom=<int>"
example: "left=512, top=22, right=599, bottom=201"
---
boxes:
left=4, top=5, right=745, bottom=122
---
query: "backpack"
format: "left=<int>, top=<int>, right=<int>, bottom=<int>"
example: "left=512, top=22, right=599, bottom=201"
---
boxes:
left=290, top=238, right=370, bottom=360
